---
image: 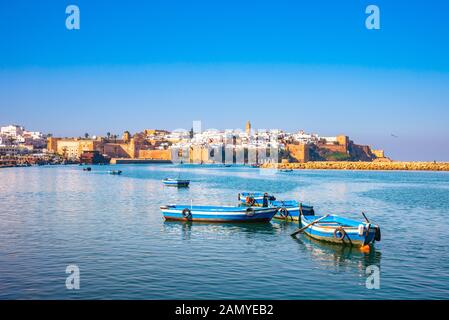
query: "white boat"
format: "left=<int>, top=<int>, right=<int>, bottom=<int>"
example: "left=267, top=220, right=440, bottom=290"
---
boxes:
left=162, top=178, right=190, bottom=187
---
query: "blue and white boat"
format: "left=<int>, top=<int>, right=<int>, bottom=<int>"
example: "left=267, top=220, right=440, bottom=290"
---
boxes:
left=162, top=178, right=190, bottom=187
left=238, top=192, right=314, bottom=221
left=298, top=214, right=381, bottom=247
left=160, top=205, right=278, bottom=222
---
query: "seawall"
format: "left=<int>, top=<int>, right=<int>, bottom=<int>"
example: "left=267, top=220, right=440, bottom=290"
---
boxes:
left=261, top=161, right=449, bottom=172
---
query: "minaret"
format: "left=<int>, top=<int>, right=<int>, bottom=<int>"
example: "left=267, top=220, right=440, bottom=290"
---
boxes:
left=245, top=121, right=251, bottom=136
left=123, top=131, right=131, bottom=143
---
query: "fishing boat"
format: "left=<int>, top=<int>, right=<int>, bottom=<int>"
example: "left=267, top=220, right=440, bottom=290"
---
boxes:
left=159, top=205, right=278, bottom=222
left=162, top=178, right=190, bottom=187
left=279, top=169, right=293, bottom=172
left=238, top=192, right=314, bottom=220
left=108, top=170, right=122, bottom=175
left=295, top=214, right=381, bottom=247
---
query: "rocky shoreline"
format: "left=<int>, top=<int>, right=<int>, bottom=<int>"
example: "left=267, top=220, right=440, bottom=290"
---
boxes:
left=261, top=161, right=449, bottom=172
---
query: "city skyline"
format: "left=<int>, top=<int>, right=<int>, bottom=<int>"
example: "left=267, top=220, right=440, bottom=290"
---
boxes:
left=1, top=1, right=449, bottom=161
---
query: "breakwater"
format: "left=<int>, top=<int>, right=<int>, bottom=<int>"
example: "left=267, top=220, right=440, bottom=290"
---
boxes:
left=261, top=161, right=449, bottom=171
left=110, top=158, right=172, bottom=164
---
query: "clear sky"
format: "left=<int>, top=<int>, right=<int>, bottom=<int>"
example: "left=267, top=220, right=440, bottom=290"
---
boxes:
left=1, top=0, right=449, bottom=160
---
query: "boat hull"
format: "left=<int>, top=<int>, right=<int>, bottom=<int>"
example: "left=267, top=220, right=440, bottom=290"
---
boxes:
left=160, top=205, right=277, bottom=222
left=300, top=215, right=379, bottom=247
left=271, top=200, right=314, bottom=221
left=273, top=206, right=314, bottom=221
left=162, top=179, right=190, bottom=187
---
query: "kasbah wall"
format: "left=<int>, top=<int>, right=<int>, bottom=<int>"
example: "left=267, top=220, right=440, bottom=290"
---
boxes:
left=48, top=132, right=386, bottom=163
left=286, top=144, right=309, bottom=163
left=138, top=149, right=171, bottom=160
left=285, top=135, right=387, bottom=163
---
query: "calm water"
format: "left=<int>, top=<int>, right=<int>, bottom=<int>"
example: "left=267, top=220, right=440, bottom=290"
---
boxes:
left=1, top=164, right=449, bottom=299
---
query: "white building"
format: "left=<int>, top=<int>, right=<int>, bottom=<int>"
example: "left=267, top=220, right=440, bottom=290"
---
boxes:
left=1, top=125, right=24, bottom=137
left=0, top=124, right=46, bottom=150
left=0, top=134, right=11, bottom=146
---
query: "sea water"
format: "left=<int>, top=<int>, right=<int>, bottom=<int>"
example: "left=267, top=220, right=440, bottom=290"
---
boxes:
left=0, top=164, right=448, bottom=299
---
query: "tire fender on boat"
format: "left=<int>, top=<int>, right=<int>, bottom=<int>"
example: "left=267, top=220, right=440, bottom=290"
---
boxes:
left=334, top=227, right=346, bottom=240
left=245, top=208, right=255, bottom=217
left=278, top=207, right=290, bottom=220
left=182, top=208, right=192, bottom=220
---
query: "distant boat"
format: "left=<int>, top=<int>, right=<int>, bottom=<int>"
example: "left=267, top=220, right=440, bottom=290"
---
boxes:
left=238, top=192, right=314, bottom=220
left=296, top=214, right=381, bottom=247
left=83, top=167, right=92, bottom=171
left=160, top=205, right=277, bottom=222
left=279, top=169, right=293, bottom=172
left=108, top=170, right=122, bottom=175
left=223, top=164, right=232, bottom=168
left=250, top=164, right=260, bottom=168
left=162, top=178, right=190, bottom=187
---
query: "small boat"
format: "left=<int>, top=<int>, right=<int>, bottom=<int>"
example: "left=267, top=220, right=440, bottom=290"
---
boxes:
left=108, top=170, right=122, bottom=175
left=238, top=192, right=314, bottom=220
left=297, top=214, right=381, bottom=247
left=160, top=205, right=278, bottom=222
left=83, top=167, right=92, bottom=171
left=162, top=178, right=190, bottom=187
left=250, top=163, right=260, bottom=168
left=223, top=164, right=232, bottom=168
left=279, top=169, right=293, bottom=172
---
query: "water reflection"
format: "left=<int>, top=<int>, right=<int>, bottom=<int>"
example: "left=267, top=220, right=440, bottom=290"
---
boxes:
left=163, top=220, right=277, bottom=240
left=293, top=236, right=382, bottom=274
left=3, top=165, right=449, bottom=299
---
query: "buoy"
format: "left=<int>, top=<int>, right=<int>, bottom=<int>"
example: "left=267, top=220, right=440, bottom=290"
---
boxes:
left=359, top=245, right=370, bottom=253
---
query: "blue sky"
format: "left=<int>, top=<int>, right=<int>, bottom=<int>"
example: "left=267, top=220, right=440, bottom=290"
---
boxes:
left=0, top=0, right=449, bottom=160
